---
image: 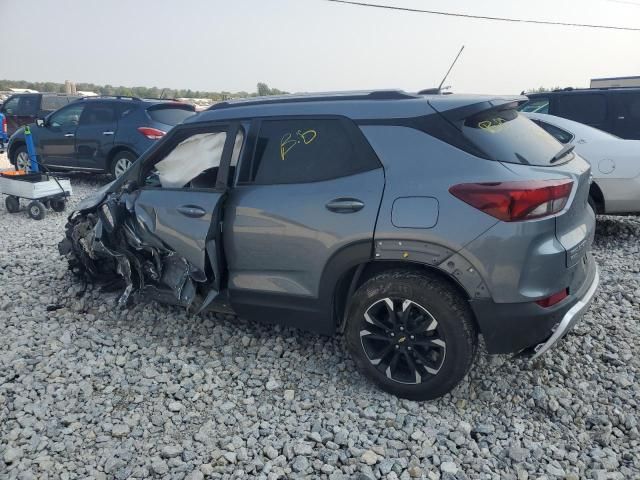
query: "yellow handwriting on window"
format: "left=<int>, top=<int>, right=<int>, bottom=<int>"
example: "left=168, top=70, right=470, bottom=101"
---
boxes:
left=478, top=117, right=506, bottom=134
left=280, top=129, right=317, bottom=160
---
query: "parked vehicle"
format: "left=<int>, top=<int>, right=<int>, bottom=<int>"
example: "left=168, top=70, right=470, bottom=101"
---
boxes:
left=0, top=93, right=79, bottom=136
left=519, top=87, right=640, bottom=139
left=7, top=96, right=196, bottom=177
left=525, top=112, right=640, bottom=214
left=0, top=111, right=7, bottom=153
left=59, top=90, right=599, bottom=400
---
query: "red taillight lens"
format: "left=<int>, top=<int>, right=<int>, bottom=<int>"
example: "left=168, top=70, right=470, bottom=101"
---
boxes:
left=449, top=179, right=573, bottom=222
left=535, top=288, right=568, bottom=308
left=137, top=127, right=166, bottom=140
left=2, top=116, right=6, bottom=134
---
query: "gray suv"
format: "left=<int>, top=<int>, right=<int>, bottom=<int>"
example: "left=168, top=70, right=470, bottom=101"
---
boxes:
left=59, top=90, right=599, bottom=400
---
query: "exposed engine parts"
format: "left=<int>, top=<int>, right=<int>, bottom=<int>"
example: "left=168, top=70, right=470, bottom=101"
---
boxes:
left=59, top=192, right=203, bottom=310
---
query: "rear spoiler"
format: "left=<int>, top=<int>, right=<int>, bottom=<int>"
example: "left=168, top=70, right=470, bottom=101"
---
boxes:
left=428, top=96, right=528, bottom=124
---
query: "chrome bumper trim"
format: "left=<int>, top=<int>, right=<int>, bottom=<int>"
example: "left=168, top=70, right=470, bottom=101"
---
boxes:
left=531, top=265, right=599, bottom=360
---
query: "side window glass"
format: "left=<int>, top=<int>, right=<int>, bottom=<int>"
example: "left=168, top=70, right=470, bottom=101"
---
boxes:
left=17, top=95, right=40, bottom=116
left=147, top=130, right=228, bottom=189
left=557, top=94, right=607, bottom=124
left=49, top=104, right=85, bottom=128
left=80, top=104, right=117, bottom=125
left=241, top=118, right=378, bottom=185
left=533, top=120, right=574, bottom=144
left=42, top=96, right=74, bottom=111
left=2, top=97, right=20, bottom=115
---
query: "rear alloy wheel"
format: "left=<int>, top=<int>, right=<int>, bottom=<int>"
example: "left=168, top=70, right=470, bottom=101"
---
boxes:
left=13, top=146, right=30, bottom=171
left=345, top=271, right=478, bottom=400
left=111, top=151, right=136, bottom=178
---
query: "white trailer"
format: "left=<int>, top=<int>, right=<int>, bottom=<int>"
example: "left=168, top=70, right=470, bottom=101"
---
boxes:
left=0, top=172, right=72, bottom=220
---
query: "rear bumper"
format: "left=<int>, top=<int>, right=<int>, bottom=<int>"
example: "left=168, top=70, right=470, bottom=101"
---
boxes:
left=470, top=254, right=598, bottom=354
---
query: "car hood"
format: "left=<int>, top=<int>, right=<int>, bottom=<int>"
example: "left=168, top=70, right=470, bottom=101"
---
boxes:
left=75, top=179, right=120, bottom=212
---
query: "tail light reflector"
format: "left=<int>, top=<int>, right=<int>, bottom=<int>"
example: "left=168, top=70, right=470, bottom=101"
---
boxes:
left=449, top=179, right=573, bottom=222
left=536, top=288, right=568, bottom=308
left=137, top=127, right=166, bottom=140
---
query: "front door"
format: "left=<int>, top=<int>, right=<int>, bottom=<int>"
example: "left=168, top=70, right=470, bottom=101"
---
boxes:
left=133, top=122, right=238, bottom=288
left=36, top=102, right=85, bottom=169
left=224, top=117, right=385, bottom=333
left=75, top=102, right=119, bottom=171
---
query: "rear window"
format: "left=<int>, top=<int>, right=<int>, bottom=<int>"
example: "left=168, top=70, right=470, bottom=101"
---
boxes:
left=146, top=105, right=195, bottom=126
left=519, top=97, right=549, bottom=114
left=462, top=109, right=567, bottom=166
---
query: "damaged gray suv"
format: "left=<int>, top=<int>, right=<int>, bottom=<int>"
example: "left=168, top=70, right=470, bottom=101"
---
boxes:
left=59, top=90, right=599, bottom=400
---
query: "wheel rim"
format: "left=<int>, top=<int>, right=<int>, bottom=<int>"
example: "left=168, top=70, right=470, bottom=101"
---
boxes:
left=16, top=151, right=30, bottom=170
left=114, top=157, right=132, bottom=177
left=360, top=298, right=446, bottom=385
left=30, top=204, right=41, bottom=217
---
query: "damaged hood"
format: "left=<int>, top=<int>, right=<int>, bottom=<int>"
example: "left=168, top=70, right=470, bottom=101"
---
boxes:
left=75, top=178, right=122, bottom=212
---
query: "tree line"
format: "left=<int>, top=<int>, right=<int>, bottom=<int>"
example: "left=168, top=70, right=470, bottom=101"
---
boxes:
left=0, top=80, right=288, bottom=100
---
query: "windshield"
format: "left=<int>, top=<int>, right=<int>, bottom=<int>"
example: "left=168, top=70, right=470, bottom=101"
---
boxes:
left=462, top=109, right=569, bottom=166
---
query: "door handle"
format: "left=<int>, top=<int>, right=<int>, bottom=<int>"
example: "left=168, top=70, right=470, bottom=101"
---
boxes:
left=326, top=198, right=365, bottom=213
left=177, top=205, right=206, bottom=218
left=64, top=133, right=75, bottom=137
left=103, top=131, right=115, bottom=135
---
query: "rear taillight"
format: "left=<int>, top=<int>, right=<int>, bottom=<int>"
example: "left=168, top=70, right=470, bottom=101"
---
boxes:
left=449, top=179, right=573, bottom=222
left=137, top=127, right=166, bottom=140
left=2, top=116, right=6, bottom=134
left=536, top=288, right=568, bottom=308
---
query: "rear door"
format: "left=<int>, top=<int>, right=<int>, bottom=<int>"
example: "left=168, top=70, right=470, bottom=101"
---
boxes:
left=224, top=117, right=385, bottom=332
left=555, top=93, right=608, bottom=131
left=74, top=102, right=119, bottom=170
left=133, top=122, right=239, bottom=288
left=610, top=92, right=640, bottom=139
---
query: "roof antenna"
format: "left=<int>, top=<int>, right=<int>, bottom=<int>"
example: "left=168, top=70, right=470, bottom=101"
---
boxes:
left=419, top=45, right=465, bottom=95
left=437, top=45, right=464, bottom=93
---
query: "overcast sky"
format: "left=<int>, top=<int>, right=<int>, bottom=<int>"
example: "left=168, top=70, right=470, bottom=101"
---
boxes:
left=1, top=0, right=639, bottom=95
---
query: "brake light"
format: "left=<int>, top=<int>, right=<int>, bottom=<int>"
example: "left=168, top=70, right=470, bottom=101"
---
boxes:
left=536, top=288, right=568, bottom=308
left=449, top=179, right=573, bottom=222
left=137, top=127, right=166, bottom=140
left=2, top=116, right=6, bottom=134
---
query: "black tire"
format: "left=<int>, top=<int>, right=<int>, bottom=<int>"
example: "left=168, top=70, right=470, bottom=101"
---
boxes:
left=110, top=151, right=137, bottom=178
left=5, top=196, right=20, bottom=213
left=588, top=195, right=598, bottom=215
left=345, top=270, right=478, bottom=401
left=27, top=200, right=46, bottom=220
left=12, top=145, right=30, bottom=171
left=51, top=199, right=66, bottom=212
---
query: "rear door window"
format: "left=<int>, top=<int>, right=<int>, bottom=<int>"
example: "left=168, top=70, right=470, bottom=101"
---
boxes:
left=239, top=118, right=380, bottom=185
left=462, top=109, right=567, bottom=166
left=146, top=105, right=195, bottom=126
left=556, top=94, right=607, bottom=125
left=79, top=103, right=117, bottom=125
left=1, top=97, right=19, bottom=115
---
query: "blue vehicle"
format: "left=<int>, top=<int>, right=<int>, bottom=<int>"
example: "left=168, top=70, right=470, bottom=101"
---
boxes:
left=0, top=111, right=8, bottom=153
left=7, top=96, right=196, bottom=177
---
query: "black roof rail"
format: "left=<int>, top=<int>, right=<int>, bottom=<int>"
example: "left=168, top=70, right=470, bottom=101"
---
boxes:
left=208, top=90, right=418, bottom=111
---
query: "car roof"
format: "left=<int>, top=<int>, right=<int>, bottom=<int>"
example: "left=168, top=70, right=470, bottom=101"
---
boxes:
left=188, top=90, right=525, bottom=123
left=527, top=87, right=640, bottom=97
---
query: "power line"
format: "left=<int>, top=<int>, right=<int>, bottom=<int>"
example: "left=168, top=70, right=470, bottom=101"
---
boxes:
left=323, top=0, right=640, bottom=31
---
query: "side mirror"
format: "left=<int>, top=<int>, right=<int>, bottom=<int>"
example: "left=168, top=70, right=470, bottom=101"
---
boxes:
left=36, top=118, right=45, bottom=128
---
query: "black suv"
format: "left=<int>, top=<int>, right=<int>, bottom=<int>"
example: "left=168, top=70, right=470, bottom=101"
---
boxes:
left=520, top=87, right=640, bottom=139
left=0, top=93, right=79, bottom=136
left=7, top=96, right=196, bottom=177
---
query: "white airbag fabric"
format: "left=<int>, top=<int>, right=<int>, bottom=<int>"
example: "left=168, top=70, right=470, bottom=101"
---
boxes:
left=155, top=132, right=227, bottom=188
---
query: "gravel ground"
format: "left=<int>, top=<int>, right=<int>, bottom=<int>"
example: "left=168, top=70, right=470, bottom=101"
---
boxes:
left=0, top=174, right=638, bottom=480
